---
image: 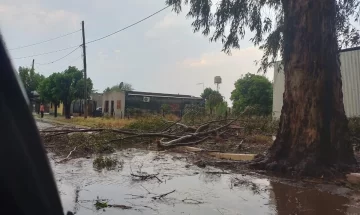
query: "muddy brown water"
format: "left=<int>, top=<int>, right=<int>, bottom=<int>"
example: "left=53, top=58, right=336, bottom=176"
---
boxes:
left=37, top=121, right=360, bottom=214
left=50, top=149, right=360, bottom=215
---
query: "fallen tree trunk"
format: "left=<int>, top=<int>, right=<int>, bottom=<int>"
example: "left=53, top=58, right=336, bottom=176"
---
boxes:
left=41, top=108, right=252, bottom=150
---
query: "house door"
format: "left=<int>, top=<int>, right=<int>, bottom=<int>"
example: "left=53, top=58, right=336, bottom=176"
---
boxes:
left=110, top=100, right=114, bottom=116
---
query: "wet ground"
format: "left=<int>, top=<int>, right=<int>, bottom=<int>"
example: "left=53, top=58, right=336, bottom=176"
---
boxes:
left=37, top=121, right=360, bottom=215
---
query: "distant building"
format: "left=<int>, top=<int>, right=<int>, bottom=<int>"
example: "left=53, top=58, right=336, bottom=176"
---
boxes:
left=49, top=102, right=64, bottom=115
left=90, top=93, right=103, bottom=108
left=101, top=90, right=204, bottom=118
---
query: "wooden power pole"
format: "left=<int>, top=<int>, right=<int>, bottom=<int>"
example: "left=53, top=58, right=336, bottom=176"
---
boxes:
left=31, top=59, right=34, bottom=72
left=81, top=21, right=88, bottom=118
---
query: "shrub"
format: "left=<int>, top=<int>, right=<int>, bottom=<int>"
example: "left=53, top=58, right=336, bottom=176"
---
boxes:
left=124, top=116, right=165, bottom=131
left=93, top=156, right=123, bottom=170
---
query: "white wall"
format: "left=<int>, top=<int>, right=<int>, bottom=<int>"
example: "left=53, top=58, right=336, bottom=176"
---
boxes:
left=273, top=48, right=360, bottom=119
left=102, top=91, right=126, bottom=118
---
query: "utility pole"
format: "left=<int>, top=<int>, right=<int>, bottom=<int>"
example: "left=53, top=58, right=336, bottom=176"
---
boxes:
left=81, top=21, right=88, bottom=118
left=31, top=59, right=34, bottom=72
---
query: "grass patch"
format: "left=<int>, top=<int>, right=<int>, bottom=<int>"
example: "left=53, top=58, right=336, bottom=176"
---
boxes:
left=93, top=156, right=123, bottom=170
left=54, top=117, right=135, bottom=128
left=124, top=116, right=167, bottom=131
left=95, top=199, right=108, bottom=210
left=38, top=114, right=179, bottom=130
left=246, top=135, right=273, bottom=144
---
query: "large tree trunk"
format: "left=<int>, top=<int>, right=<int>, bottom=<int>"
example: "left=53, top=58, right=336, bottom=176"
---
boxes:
left=54, top=104, right=58, bottom=118
left=64, top=101, right=71, bottom=119
left=255, top=0, right=356, bottom=176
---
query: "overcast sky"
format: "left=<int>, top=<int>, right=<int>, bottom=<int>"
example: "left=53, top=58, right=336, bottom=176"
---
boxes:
left=0, top=0, right=273, bottom=104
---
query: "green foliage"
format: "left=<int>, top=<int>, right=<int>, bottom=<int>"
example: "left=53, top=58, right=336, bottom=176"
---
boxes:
left=38, top=66, right=93, bottom=118
left=182, top=104, right=206, bottom=125
left=200, top=88, right=223, bottom=114
left=166, top=0, right=360, bottom=72
left=200, top=87, right=215, bottom=100
left=74, top=78, right=93, bottom=100
left=95, top=199, right=108, bottom=210
left=208, top=91, right=223, bottom=111
left=161, top=104, right=171, bottom=114
left=103, top=82, right=133, bottom=93
left=124, top=116, right=165, bottom=131
left=57, top=66, right=83, bottom=103
left=93, top=156, right=122, bottom=170
left=215, top=101, right=228, bottom=118
left=38, top=73, right=61, bottom=104
left=231, top=73, right=272, bottom=116
left=18, top=67, right=45, bottom=97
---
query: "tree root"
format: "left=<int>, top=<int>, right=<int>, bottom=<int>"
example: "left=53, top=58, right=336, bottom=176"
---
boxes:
left=250, top=155, right=356, bottom=178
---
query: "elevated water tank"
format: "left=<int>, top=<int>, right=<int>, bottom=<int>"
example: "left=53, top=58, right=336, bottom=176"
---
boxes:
left=214, top=76, right=222, bottom=84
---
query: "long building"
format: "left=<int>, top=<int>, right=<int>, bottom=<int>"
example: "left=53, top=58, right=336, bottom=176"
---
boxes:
left=101, top=90, right=204, bottom=118
left=273, top=47, right=360, bottom=119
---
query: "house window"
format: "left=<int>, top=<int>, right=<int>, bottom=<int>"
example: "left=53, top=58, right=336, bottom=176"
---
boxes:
left=104, top=100, right=109, bottom=113
left=51, top=103, right=53, bottom=108
left=117, top=100, right=121, bottom=109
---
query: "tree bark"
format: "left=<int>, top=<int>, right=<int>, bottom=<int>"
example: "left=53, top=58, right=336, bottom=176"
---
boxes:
left=54, top=104, right=58, bottom=118
left=255, top=0, right=356, bottom=176
left=64, top=101, right=71, bottom=119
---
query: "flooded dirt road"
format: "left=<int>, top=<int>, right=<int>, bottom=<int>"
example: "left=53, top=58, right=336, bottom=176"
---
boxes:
left=50, top=150, right=360, bottom=215
left=37, top=120, right=360, bottom=214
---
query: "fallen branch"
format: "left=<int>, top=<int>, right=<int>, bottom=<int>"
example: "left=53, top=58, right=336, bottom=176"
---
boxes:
left=151, top=190, right=176, bottom=199
left=131, top=173, right=163, bottom=183
left=157, top=116, right=241, bottom=148
left=160, top=119, right=183, bottom=132
left=159, top=136, right=210, bottom=148
left=57, top=146, right=78, bottom=163
left=108, top=204, right=132, bottom=209
left=40, top=128, right=137, bottom=135
left=195, top=118, right=237, bottom=133
left=182, top=198, right=204, bottom=204
left=158, top=134, right=194, bottom=146
left=125, top=194, right=146, bottom=199
left=107, top=133, right=181, bottom=144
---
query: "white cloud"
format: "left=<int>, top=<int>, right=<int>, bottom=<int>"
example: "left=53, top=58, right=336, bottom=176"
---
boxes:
left=170, top=47, right=273, bottom=104
left=0, top=3, right=80, bottom=33
left=180, top=47, right=263, bottom=69
left=145, top=12, right=189, bottom=38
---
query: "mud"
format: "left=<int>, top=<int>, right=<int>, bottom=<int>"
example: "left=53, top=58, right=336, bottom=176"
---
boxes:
left=38, top=121, right=360, bottom=214
left=51, top=149, right=360, bottom=215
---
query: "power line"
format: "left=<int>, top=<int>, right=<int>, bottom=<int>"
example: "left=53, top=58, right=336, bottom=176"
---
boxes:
left=9, top=29, right=81, bottom=51
left=13, top=5, right=170, bottom=63
left=86, top=5, right=170, bottom=44
left=35, top=46, right=81, bottom=65
left=13, top=45, right=81, bottom=59
left=36, top=55, right=82, bottom=66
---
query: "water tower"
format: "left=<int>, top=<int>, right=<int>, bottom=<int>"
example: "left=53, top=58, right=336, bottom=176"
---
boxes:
left=214, top=76, right=222, bottom=91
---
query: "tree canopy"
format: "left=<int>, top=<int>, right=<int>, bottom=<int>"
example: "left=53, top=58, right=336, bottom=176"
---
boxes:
left=166, top=0, right=360, bottom=72
left=166, top=0, right=359, bottom=174
left=231, top=73, right=272, bottom=115
left=200, top=87, right=215, bottom=100
left=200, top=88, right=224, bottom=114
left=104, top=82, right=133, bottom=93
left=18, top=67, right=45, bottom=97
left=38, top=66, right=93, bottom=118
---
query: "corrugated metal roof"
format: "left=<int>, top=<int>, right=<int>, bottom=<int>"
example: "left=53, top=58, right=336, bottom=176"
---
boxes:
left=127, top=93, right=203, bottom=100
